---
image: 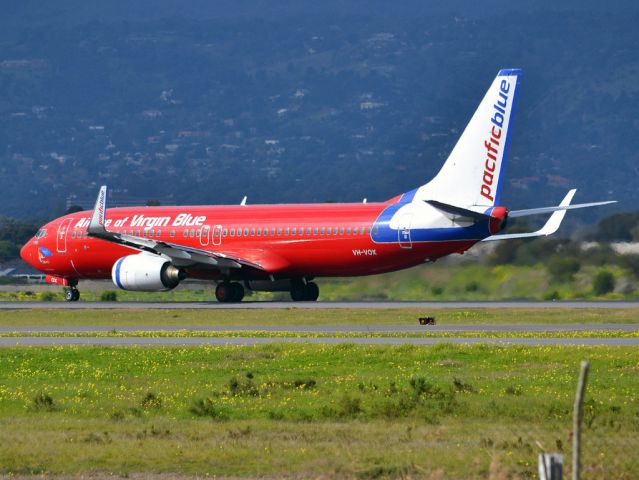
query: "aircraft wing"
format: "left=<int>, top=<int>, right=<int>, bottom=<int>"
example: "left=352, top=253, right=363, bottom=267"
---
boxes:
left=86, top=186, right=264, bottom=271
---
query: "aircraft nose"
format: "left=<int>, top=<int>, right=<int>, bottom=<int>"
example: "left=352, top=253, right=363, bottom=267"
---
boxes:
left=20, top=240, right=33, bottom=265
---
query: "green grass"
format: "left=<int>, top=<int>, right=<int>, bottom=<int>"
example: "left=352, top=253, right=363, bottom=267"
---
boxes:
left=0, top=307, right=638, bottom=328
left=1, top=329, right=638, bottom=339
left=0, top=344, right=637, bottom=478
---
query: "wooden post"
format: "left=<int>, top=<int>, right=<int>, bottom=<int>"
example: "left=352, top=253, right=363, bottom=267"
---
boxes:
left=572, top=360, right=590, bottom=480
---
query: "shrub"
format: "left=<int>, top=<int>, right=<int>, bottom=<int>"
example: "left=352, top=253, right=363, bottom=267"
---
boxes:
left=338, top=394, right=364, bottom=417
left=31, top=392, right=56, bottom=411
left=140, top=392, right=162, bottom=409
left=100, top=291, right=118, bottom=302
left=593, top=270, right=615, bottom=296
left=189, top=398, right=228, bottom=419
left=547, top=255, right=581, bottom=283
left=39, top=291, right=56, bottom=302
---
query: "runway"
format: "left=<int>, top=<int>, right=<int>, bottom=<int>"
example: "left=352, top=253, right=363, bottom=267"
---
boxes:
left=2, top=300, right=639, bottom=310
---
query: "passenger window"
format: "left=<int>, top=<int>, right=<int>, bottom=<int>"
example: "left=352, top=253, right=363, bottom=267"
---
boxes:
left=285, top=227, right=290, bottom=235
left=367, top=227, right=372, bottom=234
left=170, top=230, right=175, bottom=238
left=149, top=230, right=154, bottom=238
left=183, top=230, right=188, bottom=238
left=334, top=228, right=338, bottom=235
left=320, top=227, right=325, bottom=235
left=340, top=228, right=345, bottom=234
left=256, top=228, right=261, bottom=236
left=230, top=229, right=235, bottom=237
left=190, top=229, right=195, bottom=238
left=352, top=227, right=358, bottom=235
left=347, top=228, right=351, bottom=235
left=277, top=228, right=282, bottom=236
left=250, top=228, right=255, bottom=236
left=223, top=229, right=228, bottom=237
left=292, top=227, right=297, bottom=235
left=244, top=228, right=249, bottom=236
left=71, top=231, right=76, bottom=239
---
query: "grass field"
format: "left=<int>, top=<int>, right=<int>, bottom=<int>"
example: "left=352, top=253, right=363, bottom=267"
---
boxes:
left=0, top=307, right=639, bottom=329
left=0, top=343, right=638, bottom=479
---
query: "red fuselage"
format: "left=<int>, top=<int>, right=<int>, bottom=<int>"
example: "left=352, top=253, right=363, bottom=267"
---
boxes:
left=21, top=202, right=478, bottom=282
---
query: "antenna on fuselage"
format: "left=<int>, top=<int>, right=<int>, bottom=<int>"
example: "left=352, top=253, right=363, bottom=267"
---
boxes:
left=362, top=198, right=367, bottom=203
left=240, top=196, right=247, bottom=206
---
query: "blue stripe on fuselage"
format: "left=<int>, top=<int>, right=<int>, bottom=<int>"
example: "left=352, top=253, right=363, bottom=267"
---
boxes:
left=371, top=202, right=491, bottom=243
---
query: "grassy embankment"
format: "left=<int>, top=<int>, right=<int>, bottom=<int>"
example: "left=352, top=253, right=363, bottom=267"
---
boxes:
left=1, top=263, right=635, bottom=302
left=0, top=344, right=637, bottom=479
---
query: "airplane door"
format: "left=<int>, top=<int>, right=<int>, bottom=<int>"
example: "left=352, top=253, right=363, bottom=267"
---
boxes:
left=397, top=213, right=413, bottom=249
left=212, top=225, right=223, bottom=246
left=56, top=218, right=73, bottom=253
left=200, top=225, right=211, bottom=246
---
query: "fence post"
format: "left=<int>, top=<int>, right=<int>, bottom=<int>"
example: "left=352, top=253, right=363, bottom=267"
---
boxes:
left=572, top=360, right=590, bottom=480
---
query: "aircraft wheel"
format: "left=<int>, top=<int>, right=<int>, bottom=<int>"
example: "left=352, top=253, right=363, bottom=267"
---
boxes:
left=231, top=282, right=245, bottom=302
left=215, top=282, right=233, bottom=302
left=290, top=282, right=306, bottom=301
left=305, top=282, right=319, bottom=301
left=65, top=288, right=80, bottom=302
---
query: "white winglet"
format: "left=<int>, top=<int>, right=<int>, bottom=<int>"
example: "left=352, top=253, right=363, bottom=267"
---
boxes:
left=87, top=185, right=108, bottom=235
left=482, top=189, right=576, bottom=241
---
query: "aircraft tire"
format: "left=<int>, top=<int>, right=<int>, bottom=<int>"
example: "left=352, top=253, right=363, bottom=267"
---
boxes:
left=305, top=282, right=319, bottom=301
left=231, top=282, right=245, bottom=302
left=65, top=288, right=80, bottom=302
left=290, top=282, right=306, bottom=301
left=215, top=282, right=232, bottom=302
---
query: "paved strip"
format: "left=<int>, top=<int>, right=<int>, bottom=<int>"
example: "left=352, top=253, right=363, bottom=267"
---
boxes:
left=1, top=337, right=637, bottom=347
left=1, top=301, right=639, bottom=310
left=1, top=323, right=638, bottom=333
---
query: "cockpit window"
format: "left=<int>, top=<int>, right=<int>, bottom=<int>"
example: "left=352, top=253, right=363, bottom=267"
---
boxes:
left=35, top=229, right=47, bottom=239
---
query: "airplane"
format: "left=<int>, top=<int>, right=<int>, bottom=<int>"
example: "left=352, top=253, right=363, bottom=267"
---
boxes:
left=20, top=69, right=615, bottom=302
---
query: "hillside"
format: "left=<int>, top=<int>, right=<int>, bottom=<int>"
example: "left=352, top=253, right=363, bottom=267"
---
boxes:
left=0, top=1, right=636, bottom=220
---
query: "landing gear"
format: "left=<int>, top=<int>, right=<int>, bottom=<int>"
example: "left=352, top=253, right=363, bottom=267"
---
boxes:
left=290, top=281, right=319, bottom=301
left=64, top=287, right=80, bottom=302
left=215, top=282, right=245, bottom=303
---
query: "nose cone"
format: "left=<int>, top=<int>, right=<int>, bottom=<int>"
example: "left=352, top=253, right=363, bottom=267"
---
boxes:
left=20, top=240, right=35, bottom=266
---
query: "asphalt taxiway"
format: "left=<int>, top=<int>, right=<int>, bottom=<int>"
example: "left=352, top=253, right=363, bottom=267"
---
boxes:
left=1, top=301, right=639, bottom=310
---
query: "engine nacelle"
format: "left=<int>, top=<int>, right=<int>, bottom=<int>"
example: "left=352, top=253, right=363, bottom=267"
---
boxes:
left=111, top=254, right=184, bottom=291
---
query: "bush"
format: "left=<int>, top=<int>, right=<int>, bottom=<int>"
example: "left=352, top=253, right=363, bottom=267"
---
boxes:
left=31, top=392, right=56, bottom=411
left=100, top=291, right=118, bottom=302
left=140, top=392, right=162, bottom=409
left=547, top=255, right=581, bottom=283
left=189, top=398, right=228, bottom=419
left=593, top=270, right=615, bottom=295
left=39, top=291, right=56, bottom=302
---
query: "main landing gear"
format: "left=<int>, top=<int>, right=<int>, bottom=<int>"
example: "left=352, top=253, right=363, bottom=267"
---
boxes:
left=215, top=282, right=245, bottom=303
left=290, top=281, right=319, bottom=302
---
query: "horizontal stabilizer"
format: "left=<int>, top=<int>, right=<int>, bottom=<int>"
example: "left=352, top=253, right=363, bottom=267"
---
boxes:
left=509, top=200, right=616, bottom=218
left=424, top=200, right=491, bottom=222
left=482, top=189, right=577, bottom=242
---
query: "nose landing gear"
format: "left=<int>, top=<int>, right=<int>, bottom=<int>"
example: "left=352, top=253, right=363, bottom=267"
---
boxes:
left=64, top=286, right=80, bottom=302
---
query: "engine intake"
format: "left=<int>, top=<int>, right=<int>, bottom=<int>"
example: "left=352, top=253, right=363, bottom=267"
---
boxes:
left=112, top=254, right=185, bottom=291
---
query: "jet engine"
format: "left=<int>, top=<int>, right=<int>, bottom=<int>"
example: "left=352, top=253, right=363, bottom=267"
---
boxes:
left=111, top=253, right=185, bottom=291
